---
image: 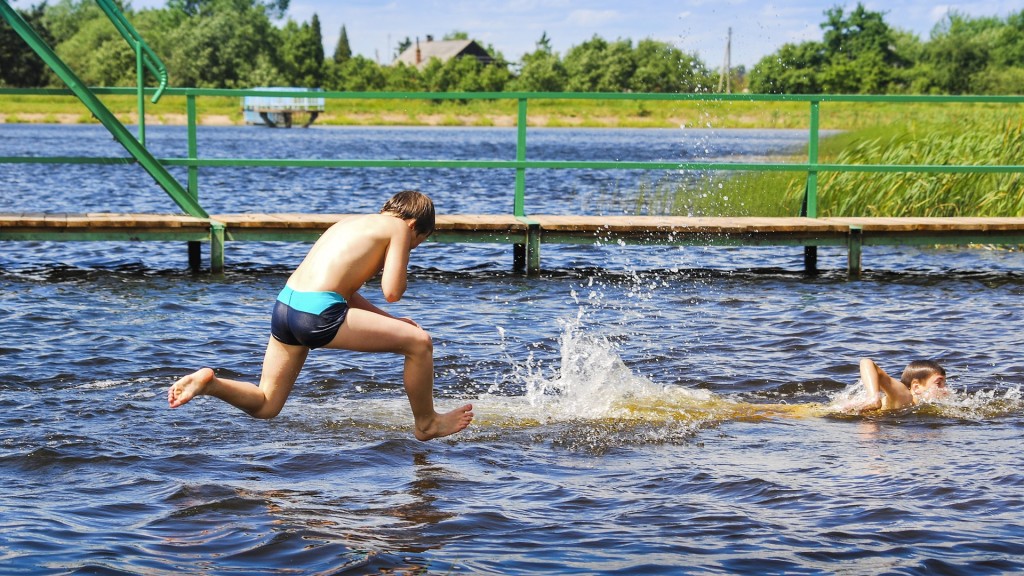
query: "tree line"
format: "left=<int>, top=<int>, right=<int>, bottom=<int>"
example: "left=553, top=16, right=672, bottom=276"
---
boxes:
left=2, top=0, right=1023, bottom=95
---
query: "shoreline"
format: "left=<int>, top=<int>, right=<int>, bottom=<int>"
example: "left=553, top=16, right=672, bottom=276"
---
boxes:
left=0, top=111, right=692, bottom=128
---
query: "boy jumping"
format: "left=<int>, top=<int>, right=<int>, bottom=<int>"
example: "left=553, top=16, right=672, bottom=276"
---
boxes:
left=168, top=190, right=474, bottom=440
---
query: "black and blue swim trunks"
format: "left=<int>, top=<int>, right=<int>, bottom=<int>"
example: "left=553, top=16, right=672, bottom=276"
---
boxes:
left=270, top=285, right=349, bottom=349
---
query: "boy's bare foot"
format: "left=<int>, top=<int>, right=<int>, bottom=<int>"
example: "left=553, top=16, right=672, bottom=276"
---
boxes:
left=414, top=404, right=474, bottom=441
left=168, top=367, right=215, bottom=408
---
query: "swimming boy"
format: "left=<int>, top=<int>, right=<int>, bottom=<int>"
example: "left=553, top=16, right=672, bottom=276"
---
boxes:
left=851, top=357, right=948, bottom=412
left=168, top=190, right=474, bottom=441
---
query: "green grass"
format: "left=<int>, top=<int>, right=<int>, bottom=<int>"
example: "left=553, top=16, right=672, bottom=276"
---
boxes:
left=674, top=107, right=1024, bottom=218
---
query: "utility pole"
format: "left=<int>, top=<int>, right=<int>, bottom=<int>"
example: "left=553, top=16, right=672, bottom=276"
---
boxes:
left=717, top=27, right=732, bottom=93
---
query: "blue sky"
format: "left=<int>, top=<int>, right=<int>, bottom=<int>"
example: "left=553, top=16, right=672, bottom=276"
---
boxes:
left=14, top=0, right=1024, bottom=68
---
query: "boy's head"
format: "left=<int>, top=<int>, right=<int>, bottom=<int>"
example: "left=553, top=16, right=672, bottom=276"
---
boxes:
left=381, top=190, right=435, bottom=238
left=900, top=360, right=947, bottom=398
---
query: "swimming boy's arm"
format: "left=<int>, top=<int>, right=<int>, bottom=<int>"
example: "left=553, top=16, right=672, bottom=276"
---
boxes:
left=857, top=358, right=914, bottom=411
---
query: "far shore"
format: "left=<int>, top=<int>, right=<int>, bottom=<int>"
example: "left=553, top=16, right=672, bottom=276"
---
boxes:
left=0, top=95, right=812, bottom=129
left=0, top=111, right=693, bottom=129
left=3, top=96, right=1017, bottom=131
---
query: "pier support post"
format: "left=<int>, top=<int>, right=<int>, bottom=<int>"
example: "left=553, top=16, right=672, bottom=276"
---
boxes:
left=847, top=226, right=863, bottom=279
left=513, top=218, right=541, bottom=275
left=526, top=223, right=540, bottom=275
left=210, top=221, right=225, bottom=273
left=803, top=246, right=818, bottom=274
left=513, top=243, right=525, bottom=272
left=187, top=240, right=201, bottom=271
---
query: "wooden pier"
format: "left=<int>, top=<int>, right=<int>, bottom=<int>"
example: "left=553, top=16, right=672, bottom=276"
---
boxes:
left=3, top=212, right=1024, bottom=277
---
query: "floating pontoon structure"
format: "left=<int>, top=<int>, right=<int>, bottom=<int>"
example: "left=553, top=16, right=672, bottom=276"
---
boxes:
left=241, top=87, right=325, bottom=128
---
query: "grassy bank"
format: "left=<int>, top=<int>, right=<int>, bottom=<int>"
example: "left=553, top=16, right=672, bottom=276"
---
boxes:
left=3, top=93, right=1021, bottom=131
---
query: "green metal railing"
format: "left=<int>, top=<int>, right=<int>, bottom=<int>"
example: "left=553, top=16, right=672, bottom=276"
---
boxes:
left=6, top=88, right=1024, bottom=223
left=94, top=0, right=170, bottom=145
left=5, top=0, right=1024, bottom=274
left=5, top=0, right=1024, bottom=219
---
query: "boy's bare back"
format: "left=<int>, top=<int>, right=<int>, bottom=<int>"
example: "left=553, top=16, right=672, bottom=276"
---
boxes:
left=287, top=213, right=417, bottom=300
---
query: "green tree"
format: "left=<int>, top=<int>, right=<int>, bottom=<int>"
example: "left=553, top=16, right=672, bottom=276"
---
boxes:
left=922, top=12, right=997, bottom=93
left=631, top=39, right=710, bottom=92
left=992, top=10, right=1024, bottom=67
left=819, top=3, right=902, bottom=93
left=563, top=35, right=636, bottom=92
left=168, top=0, right=290, bottom=19
left=280, top=14, right=324, bottom=87
left=159, top=0, right=283, bottom=88
left=748, top=41, right=825, bottom=93
left=512, top=32, right=565, bottom=91
left=333, top=24, right=351, bottom=63
left=382, top=61, right=422, bottom=91
left=0, top=3, right=57, bottom=87
left=326, top=55, right=386, bottom=91
left=395, top=36, right=412, bottom=61
left=43, top=1, right=140, bottom=86
left=748, top=3, right=910, bottom=94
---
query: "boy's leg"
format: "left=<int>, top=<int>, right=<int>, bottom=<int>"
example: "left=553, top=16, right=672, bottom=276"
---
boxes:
left=325, top=308, right=472, bottom=439
left=169, top=337, right=308, bottom=419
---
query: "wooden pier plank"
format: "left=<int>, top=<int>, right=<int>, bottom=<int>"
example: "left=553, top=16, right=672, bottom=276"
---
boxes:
left=822, top=216, right=1024, bottom=232
left=211, top=213, right=529, bottom=233
left=0, top=212, right=211, bottom=234
left=528, top=215, right=849, bottom=234
left=4, top=212, right=1024, bottom=274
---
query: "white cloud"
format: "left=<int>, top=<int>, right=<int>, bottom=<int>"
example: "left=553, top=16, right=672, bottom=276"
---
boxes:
left=566, top=9, right=621, bottom=27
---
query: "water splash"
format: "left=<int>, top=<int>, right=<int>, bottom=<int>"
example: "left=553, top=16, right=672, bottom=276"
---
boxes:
left=470, top=314, right=737, bottom=437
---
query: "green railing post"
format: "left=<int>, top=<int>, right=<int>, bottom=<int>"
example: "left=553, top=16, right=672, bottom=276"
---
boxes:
left=512, top=96, right=536, bottom=272
left=805, top=100, right=820, bottom=218
left=514, top=97, right=528, bottom=216
left=186, top=94, right=204, bottom=267
left=136, top=42, right=146, bottom=145
left=803, top=99, right=821, bottom=273
left=187, top=95, right=199, bottom=200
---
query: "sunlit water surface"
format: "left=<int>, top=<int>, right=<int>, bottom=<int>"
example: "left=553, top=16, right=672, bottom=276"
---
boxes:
left=1, top=125, right=1023, bottom=575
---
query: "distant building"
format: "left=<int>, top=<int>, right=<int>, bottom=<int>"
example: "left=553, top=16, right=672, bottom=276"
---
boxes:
left=394, top=36, right=495, bottom=69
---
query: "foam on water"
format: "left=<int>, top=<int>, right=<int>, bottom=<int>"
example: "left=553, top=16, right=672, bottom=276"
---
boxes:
left=322, top=313, right=749, bottom=446
left=319, top=312, right=1024, bottom=445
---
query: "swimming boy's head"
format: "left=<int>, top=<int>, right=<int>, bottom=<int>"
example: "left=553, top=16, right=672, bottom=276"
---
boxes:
left=900, top=360, right=947, bottom=399
left=381, top=190, right=435, bottom=237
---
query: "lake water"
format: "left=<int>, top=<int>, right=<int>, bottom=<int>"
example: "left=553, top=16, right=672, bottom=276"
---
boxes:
left=1, top=124, right=1023, bottom=575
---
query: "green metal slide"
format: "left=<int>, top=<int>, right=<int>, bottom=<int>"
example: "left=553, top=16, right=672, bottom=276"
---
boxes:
left=0, top=0, right=209, bottom=218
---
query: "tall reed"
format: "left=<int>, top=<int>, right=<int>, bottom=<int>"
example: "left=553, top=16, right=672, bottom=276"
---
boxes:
left=815, top=117, right=1024, bottom=216
left=674, top=113, right=1024, bottom=217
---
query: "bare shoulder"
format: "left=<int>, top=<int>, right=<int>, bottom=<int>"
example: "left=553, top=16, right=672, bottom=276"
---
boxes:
left=335, top=213, right=408, bottom=235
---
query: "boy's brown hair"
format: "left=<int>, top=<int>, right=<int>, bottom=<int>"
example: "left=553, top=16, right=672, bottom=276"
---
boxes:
left=900, top=360, right=945, bottom=388
left=381, top=190, right=435, bottom=237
